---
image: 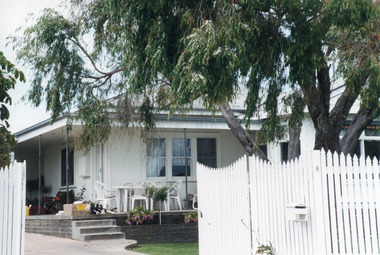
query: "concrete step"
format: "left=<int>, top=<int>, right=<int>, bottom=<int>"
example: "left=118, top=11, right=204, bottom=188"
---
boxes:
left=79, top=226, right=122, bottom=234
left=72, top=219, right=125, bottom=241
left=81, top=232, right=126, bottom=241
left=73, top=219, right=116, bottom=228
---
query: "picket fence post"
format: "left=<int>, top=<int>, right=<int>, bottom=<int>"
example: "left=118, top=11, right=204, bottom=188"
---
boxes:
left=311, top=150, right=328, bottom=254
left=0, top=161, right=26, bottom=255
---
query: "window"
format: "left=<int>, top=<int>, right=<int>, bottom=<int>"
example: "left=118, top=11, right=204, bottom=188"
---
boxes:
left=364, top=141, right=380, bottom=160
left=259, top=145, right=267, bottom=157
left=172, top=138, right=191, bottom=176
left=61, top=149, right=74, bottom=186
left=146, top=139, right=166, bottom=177
left=197, top=138, right=217, bottom=168
left=281, top=142, right=288, bottom=162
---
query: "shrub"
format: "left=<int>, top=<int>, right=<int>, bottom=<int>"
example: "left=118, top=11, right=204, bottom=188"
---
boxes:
left=125, top=207, right=154, bottom=225
left=256, top=242, right=276, bottom=255
left=184, top=211, right=198, bottom=223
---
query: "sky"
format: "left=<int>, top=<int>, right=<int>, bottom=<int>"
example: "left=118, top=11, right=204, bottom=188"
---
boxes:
left=0, top=0, right=62, bottom=133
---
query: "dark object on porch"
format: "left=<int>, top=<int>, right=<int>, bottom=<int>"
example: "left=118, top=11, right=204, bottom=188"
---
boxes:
left=28, top=190, right=75, bottom=215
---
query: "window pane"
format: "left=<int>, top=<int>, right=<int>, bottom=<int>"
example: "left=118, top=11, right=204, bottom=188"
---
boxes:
left=147, top=138, right=166, bottom=157
left=146, top=138, right=166, bottom=177
left=197, top=138, right=217, bottom=168
left=198, top=158, right=216, bottom=168
left=197, top=138, right=216, bottom=157
left=172, top=138, right=191, bottom=157
left=259, top=145, right=267, bottom=157
left=146, top=158, right=166, bottom=177
left=281, top=142, right=288, bottom=162
left=364, top=141, right=380, bottom=160
left=172, top=158, right=191, bottom=176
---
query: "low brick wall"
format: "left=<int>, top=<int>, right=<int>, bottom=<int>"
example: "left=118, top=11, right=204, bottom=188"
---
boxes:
left=121, top=223, right=198, bottom=244
left=25, top=211, right=198, bottom=243
left=26, top=216, right=72, bottom=238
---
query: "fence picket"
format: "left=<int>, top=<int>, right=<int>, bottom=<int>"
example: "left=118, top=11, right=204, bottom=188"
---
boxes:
left=360, top=157, right=372, bottom=253
left=0, top=162, right=26, bottom=255
left=366, top=157, right=378, bottom=254
left=339, top=153, right=352, bottom=254
left=372, top=157, right=380, bottom=254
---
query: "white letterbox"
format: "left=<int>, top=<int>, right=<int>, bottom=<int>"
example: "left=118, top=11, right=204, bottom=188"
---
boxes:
left=285, top=204, right=308, bottom=222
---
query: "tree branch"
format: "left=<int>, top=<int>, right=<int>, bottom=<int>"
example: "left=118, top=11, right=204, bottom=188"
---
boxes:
left=219, top=103, right=268, bottom=161
left=329, top=87, right=360, bottom=135
left=340, top=107, right=374, bottom=155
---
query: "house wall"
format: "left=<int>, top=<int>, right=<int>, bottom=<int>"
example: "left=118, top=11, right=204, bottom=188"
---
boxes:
left=101, top=128, right=247, bottom=206
left=22, top=120, right=319, bottom=205
left=21, top=127, right=247, bottom=208
left=300, top=118, right=316, bottom=156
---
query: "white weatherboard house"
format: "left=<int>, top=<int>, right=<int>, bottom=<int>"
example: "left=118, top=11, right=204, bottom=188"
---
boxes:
left=14, top=87, right=380, bottom=209
left=15, top=108, right=266, bottom=207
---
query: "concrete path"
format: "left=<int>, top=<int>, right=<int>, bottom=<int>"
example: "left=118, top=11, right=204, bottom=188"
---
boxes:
left=25, top=232, right=147, bottom=255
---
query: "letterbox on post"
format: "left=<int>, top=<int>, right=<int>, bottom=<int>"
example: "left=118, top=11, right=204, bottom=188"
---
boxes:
left=285, top=204, right=308, bottom=222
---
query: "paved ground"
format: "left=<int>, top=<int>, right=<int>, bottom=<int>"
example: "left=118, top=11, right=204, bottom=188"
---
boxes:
left=25, top=232, right=147, bottom=255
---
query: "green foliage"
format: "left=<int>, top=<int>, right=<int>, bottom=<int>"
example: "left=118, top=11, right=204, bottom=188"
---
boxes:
left=256, top=241, right=276, bottom=255
left=0, top=52, right=22, bottom=167
left=0, top=127, right=15, bottom=168
left=145, top=183, right=173, bottom=202
left=9, top=0, right=380, bottom=152
left=152, top=186, right=171, bottom=202
left=184, top=211, right=198, bottom=224
left=126, top=243, right=199, bottom=255
left=0, top=51, right=25, bottom=131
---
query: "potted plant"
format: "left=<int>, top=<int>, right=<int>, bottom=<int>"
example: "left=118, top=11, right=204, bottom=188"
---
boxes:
left=153, top=185, right=171, bottom=225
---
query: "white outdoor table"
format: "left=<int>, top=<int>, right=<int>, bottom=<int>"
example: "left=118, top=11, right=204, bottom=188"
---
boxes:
left=112, top=185, right=131, bottom=212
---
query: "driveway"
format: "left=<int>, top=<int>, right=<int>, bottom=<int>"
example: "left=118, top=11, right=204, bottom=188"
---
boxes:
left=25, top=232, right=147, bottom=255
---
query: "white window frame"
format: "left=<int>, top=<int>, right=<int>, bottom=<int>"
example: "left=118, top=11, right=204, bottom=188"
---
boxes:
left=144, top=132, right=220, bottom=181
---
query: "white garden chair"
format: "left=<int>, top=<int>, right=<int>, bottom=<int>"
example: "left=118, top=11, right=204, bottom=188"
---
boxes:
left=130, top=180, right=149, bottom=210
left=93, top=181, right=117, bottom=209
left=167, top=180, right=182, bottom=211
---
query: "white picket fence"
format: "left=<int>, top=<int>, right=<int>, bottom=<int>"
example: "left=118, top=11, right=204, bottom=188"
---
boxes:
left=197, top=150, right=380, bottom=255
left=0, top=161, right=27, bottom=255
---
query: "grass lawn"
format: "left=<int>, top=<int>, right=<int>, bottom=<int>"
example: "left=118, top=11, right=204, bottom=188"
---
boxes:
left=126, top=243, right=199, bottom=255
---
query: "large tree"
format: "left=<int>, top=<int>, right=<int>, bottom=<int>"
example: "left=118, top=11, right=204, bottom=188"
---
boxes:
left=0, top=51, right=24, bottom=167
left=10, top=0, right=379, bottom=160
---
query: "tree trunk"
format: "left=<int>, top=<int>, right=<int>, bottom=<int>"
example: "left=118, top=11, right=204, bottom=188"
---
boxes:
left=219, top=103, right=268, bottom=161
left=340, top=107, right=374, bottom=155
left=303, top=63, right=342, bottom=153
left=288, top=125, right=301, bottom=161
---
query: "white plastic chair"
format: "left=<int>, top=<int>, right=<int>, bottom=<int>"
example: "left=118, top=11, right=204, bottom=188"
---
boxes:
left=122, top=181, right=132, bottom=212
left=130, top=180, right=149, bottom=210
left=93, top=181, right=117, bottom=209
left=167, top=180, right=182, bottom=211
